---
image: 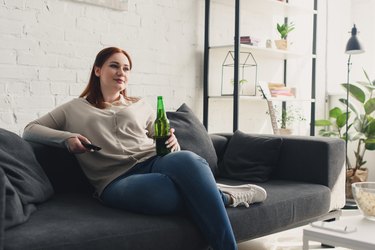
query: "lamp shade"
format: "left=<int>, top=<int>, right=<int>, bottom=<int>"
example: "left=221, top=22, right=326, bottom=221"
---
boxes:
left=345, top=24, right=364, bottom=54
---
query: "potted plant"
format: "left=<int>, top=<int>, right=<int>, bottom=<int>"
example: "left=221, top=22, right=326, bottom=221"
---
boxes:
left=315, top=69, right=375, bottom=198
left=274, top=104, right=305, bottom=135
left=275, top=22, right=295, bottom=50
left=230, top=78, right=248, bottom=95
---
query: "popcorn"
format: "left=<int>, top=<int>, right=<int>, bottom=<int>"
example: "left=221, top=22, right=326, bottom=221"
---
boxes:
left=352, top=183, right=375, bottom=220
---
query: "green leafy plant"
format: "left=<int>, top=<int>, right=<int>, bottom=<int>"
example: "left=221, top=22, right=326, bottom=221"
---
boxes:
left=230, top=79, right=248, bottom=85
left=274, top=105, right=305, bottom=129
left=276, top=22, right=295, bottom=39
left=315, top=69, right=375, bottom=170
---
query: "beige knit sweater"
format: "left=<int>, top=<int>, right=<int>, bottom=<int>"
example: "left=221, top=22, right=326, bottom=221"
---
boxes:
left=23, top=97, right=157, bottom=195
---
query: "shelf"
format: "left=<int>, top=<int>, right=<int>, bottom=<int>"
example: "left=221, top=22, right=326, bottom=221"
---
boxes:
left=250, top=0, right=317, bottom=16
left=209, top=95, right=262, bottom=100
left=212, top=0, right=317, bottom=16
left=208, top=95, right=315, bottom=102
left=203, top=0, right=317, bottom=135
left=268, top=97, right=315, bottom=102
left=210, top=44, right=315, bottom=60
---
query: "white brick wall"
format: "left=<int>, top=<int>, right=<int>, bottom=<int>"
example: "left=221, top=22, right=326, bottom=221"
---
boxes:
left=0, top=0, right=202, bottom=134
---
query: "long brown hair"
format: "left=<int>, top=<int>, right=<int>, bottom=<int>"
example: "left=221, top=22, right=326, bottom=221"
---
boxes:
left=80, top=47, right=135, bottom=109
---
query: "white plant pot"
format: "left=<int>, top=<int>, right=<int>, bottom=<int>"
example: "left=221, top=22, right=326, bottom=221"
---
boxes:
left=277, top=128, right=293, bottom=135
left=274, top=39, right=288, bottom=50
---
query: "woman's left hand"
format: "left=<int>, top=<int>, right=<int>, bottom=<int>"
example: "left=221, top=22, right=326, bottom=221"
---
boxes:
left=166, top=128, right=180, bottom=152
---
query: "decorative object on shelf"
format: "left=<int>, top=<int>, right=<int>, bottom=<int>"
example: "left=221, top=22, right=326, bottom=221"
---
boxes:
left=315, top=70, right=375, bottom=199
left=266, top=39, right=272, bottom=48
left=268, top=82, right=296, bottom=98
left=240, top=36, right=260, bottom=46
left=258, top=83, right=279, bottom=134
left=273, top=104, right=305, bottom=135
left=274, top=22, right=295, bottom=50
left=221, top=51, right=257, bottom=96
left=259, top=82, right=309, bottom=136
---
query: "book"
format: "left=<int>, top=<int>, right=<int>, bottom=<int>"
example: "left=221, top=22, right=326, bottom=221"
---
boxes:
left=268, top=82, right=296, bottom=98
left=240, top=36, right=260, bottom=46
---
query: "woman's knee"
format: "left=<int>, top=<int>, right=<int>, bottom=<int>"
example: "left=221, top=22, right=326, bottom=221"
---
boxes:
left=156, top=150, right=212, bottom=176
left=171, top=151, right=208, bottom=166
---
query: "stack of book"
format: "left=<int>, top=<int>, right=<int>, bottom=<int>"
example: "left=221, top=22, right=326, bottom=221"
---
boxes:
left=268, top=83, right=295, bottom=98
left=240, top=36, right=260, bottom=46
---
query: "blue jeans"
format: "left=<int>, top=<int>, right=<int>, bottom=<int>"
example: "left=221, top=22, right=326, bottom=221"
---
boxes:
left=100, top=151, right=237, bottom=250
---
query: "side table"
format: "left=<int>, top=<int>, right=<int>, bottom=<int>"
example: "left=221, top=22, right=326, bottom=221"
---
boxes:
left=303, top=215, right=375, bottom=250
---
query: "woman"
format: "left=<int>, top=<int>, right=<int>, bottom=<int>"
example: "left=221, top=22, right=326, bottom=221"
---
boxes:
left=23, top=47, right=266, bottom=250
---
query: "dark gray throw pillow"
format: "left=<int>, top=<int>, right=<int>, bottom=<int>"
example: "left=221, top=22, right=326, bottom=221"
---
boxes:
left=219, top=130, right=283, bottom=182
left=167, top=104, right=218, bottom=176
left=0, top=128, right=54, bottom=229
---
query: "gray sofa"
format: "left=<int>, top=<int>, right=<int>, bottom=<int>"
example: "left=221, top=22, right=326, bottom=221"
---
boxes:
left=1, top=129, right=346, bottom=250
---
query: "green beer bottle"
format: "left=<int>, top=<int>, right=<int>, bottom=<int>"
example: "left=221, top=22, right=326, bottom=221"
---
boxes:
left=154, top=96, right=171, bottom=156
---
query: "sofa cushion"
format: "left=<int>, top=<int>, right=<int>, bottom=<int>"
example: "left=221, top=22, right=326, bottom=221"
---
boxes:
left=219, top=130, right=283, bottom=182
left=216, top=178, right=331, bottom=242
left=4, top=181, right=331, bottom=249
left=167, top=104, right=218, bottom=175
left=4, top=193, right=208, bottom=250
left=0, top=128, right=54, bottom=229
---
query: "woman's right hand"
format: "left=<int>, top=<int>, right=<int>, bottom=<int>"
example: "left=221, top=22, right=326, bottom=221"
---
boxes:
left=65, top=135, right=92, bottom=154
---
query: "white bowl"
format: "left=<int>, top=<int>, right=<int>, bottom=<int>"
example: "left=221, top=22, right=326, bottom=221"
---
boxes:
left=352, top=182, right=375, bottom=221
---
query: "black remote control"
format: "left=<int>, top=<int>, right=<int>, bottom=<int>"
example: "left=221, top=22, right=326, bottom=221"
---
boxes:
left=82, top=142, right=102, bottom=151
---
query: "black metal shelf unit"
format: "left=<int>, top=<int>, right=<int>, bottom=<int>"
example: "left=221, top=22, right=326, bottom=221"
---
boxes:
left=203, top=0, right=318, bottom=135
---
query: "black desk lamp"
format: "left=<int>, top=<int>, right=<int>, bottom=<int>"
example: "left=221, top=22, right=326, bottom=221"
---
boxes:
left=344, top=24, right=364, bottom=169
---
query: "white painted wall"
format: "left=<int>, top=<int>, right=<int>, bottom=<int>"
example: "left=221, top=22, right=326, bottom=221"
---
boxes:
left=0, top=0, right=203, bottom=134
left=324, top=0, right=375, bottom=181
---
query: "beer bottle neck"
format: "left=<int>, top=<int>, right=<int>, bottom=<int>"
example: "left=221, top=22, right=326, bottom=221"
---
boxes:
left=157, top=97, right=166, bottom=119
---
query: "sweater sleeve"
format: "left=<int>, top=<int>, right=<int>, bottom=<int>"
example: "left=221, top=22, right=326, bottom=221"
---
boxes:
left=145, top=102, right=156, bottom=139
left=23, top=100, right=80, bottom=148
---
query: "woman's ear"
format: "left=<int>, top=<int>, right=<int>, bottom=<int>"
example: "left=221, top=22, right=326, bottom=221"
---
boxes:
left=94, top=66, right=101, bottom=77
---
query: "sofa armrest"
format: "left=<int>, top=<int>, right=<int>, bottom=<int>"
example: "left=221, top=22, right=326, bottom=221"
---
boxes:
left=273, top=135, right=345, bottom=190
